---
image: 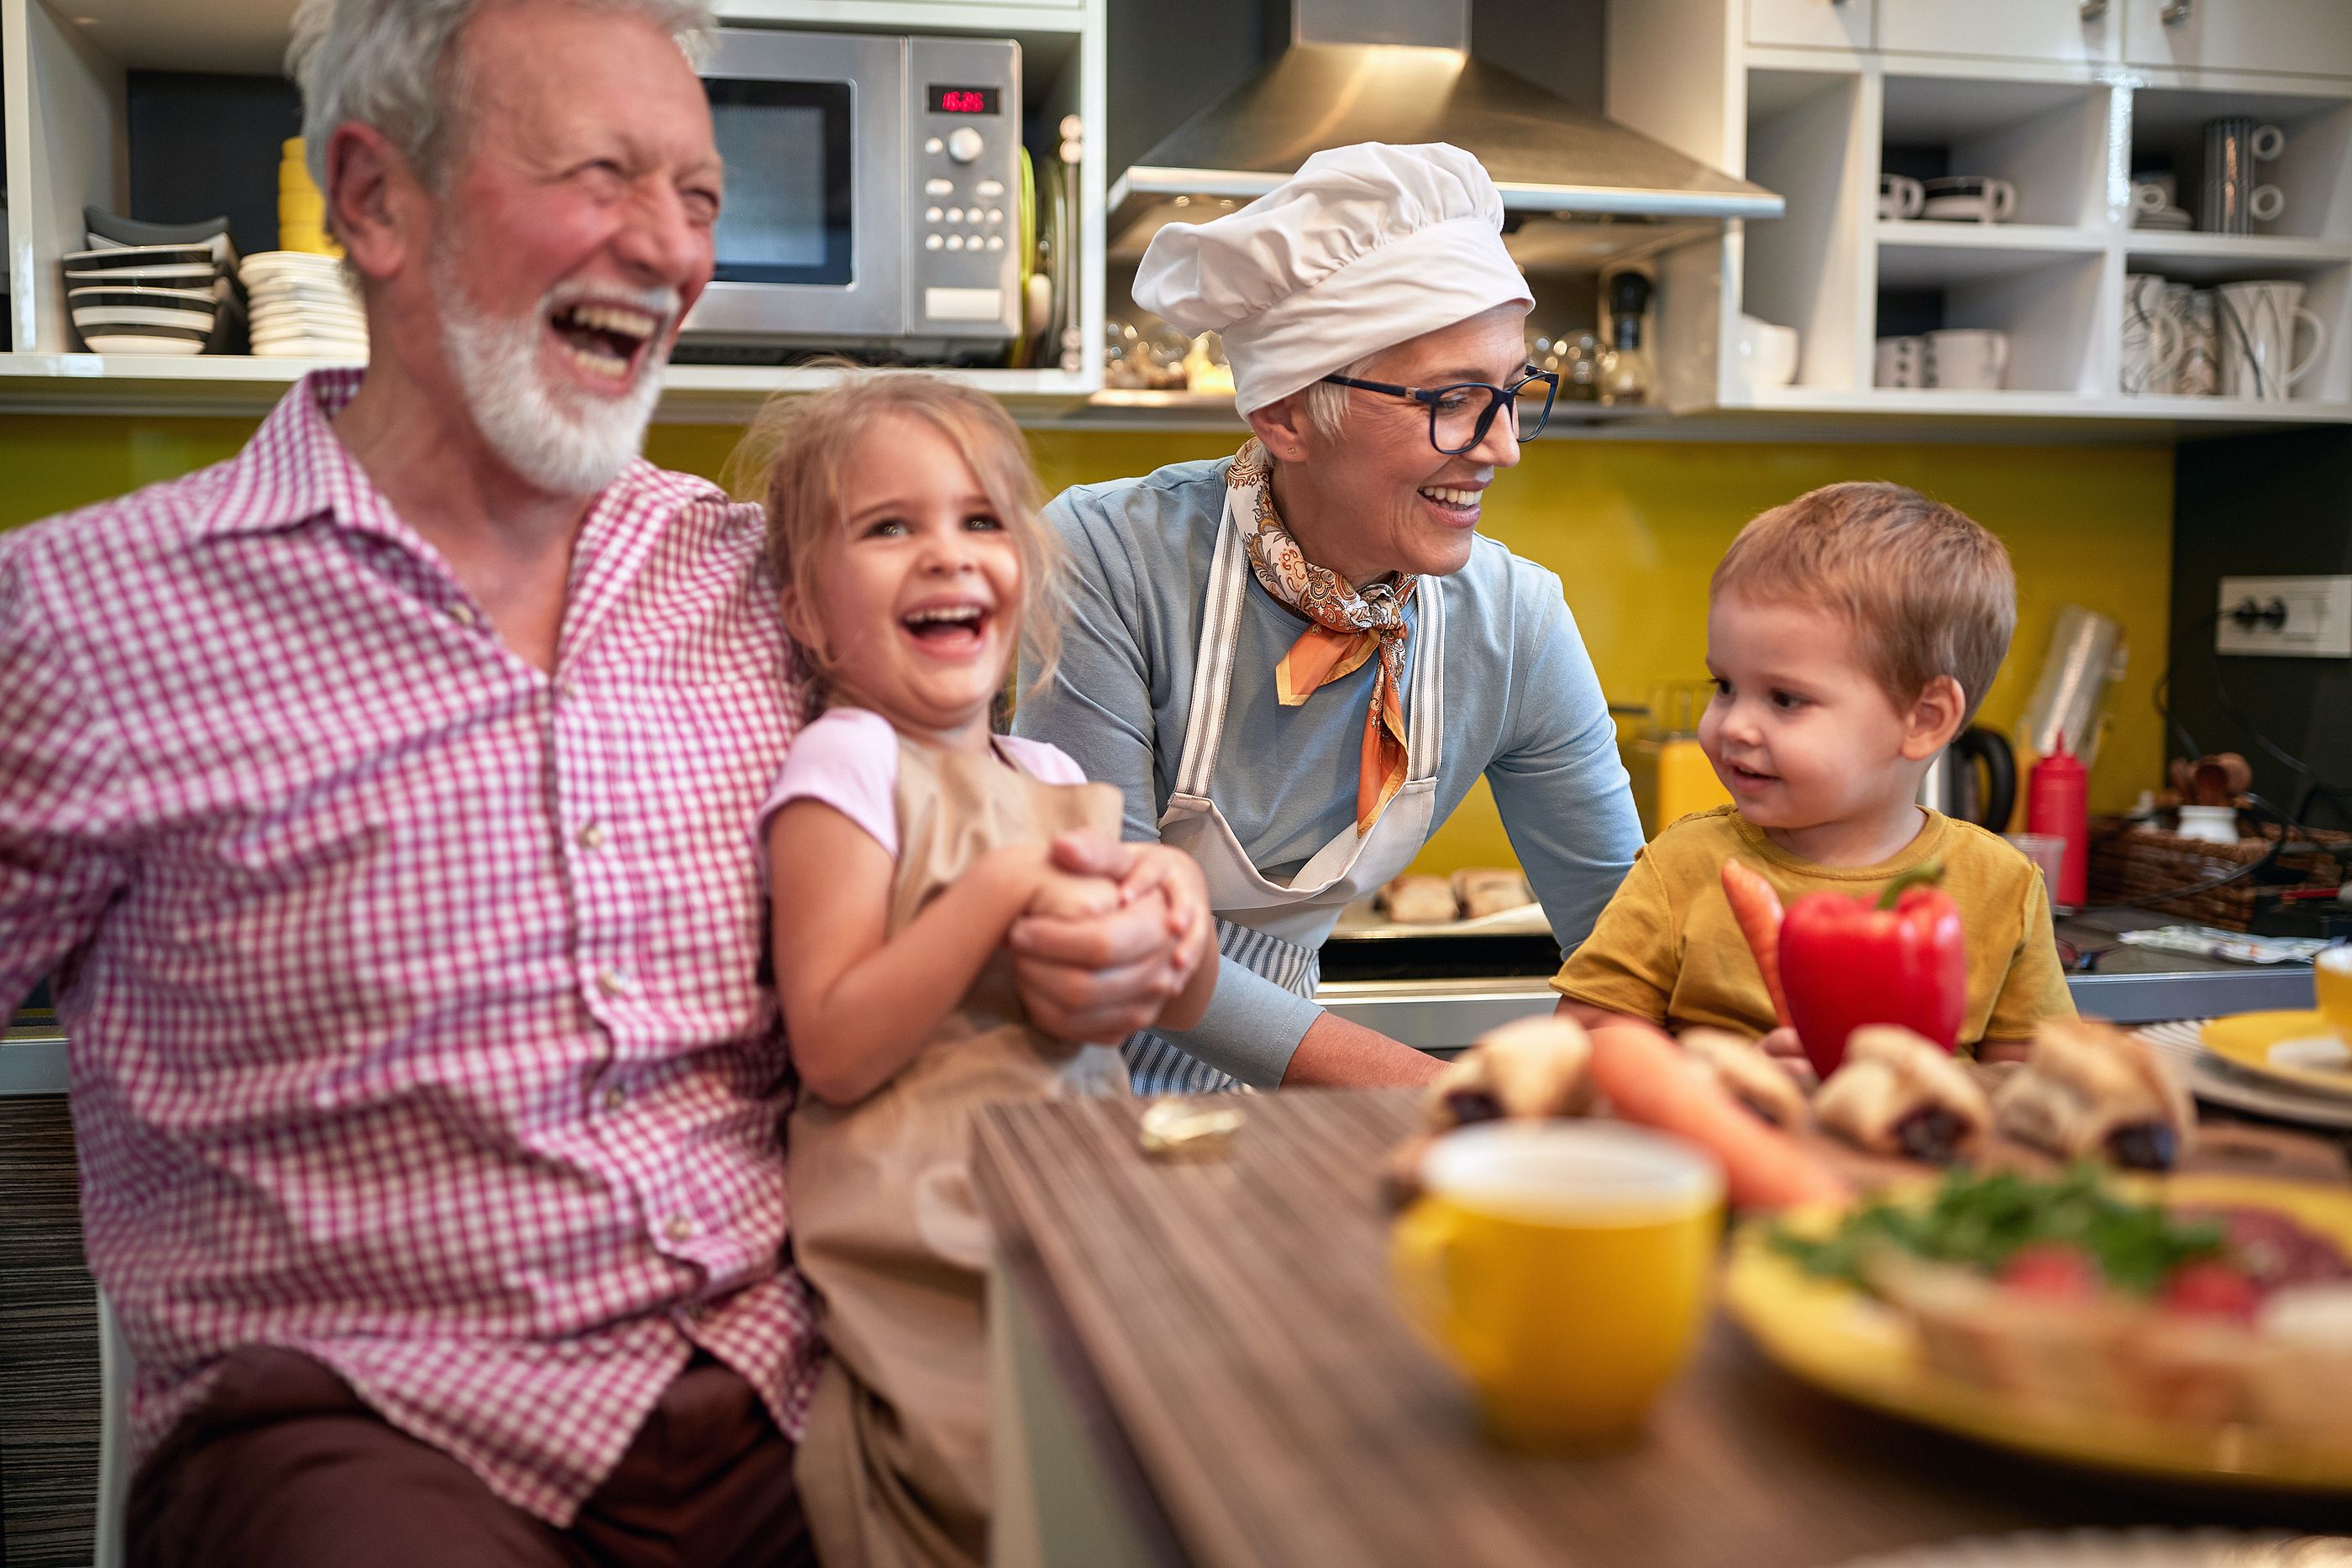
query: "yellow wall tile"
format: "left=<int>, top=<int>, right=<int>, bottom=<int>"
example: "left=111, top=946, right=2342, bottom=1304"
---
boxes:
left=1, top=414, right=2171, bottom=875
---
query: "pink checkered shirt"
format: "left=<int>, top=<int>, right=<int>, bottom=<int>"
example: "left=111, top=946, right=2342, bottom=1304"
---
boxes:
left=0, top=370, right=819, bottom=1524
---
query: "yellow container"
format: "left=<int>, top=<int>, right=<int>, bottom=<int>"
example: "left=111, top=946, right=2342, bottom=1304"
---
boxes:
left=1391, top=1123, right=1722, bottom=1445
left=2319, top=946, right=2352, bottom=1046
left=1624, top=734, right=1734, bottom=837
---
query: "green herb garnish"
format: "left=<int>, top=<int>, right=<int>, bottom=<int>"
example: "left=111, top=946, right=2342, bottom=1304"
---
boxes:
left=1770, top=1166, right=2224, bottom=1295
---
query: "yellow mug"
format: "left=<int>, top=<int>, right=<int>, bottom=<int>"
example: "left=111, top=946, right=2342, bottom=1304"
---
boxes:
left=2318, top=945, right=2352, bottom=1046
left=1391, top=1122, right=1723, bottom=1446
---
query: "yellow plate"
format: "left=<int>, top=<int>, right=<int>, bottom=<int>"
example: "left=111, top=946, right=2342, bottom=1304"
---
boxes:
left=1722, top=1174, right=2352, bottom=1492
left=2201, top=1011, right=2352, bottom=1099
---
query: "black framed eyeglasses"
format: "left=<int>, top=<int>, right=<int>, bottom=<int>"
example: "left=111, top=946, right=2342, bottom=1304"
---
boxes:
left=1319, top=364, right=1560, bottom=454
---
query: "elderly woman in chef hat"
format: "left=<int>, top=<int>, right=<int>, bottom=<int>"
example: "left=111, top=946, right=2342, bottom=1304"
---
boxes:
left=1014, top=142, right=1644, bottom=1094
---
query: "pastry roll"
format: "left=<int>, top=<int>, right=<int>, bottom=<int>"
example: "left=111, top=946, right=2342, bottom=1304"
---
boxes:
left=1451, top=867, right=1533, bottom=919
left=1379, top=873, right=1457, bottom=925
left=1814, top=1026, right=1991, bottom=1163
left=1993, top=1017, right=2194, bottom=1171
left=1679, top=1028, right=1810, bottom=1130
left=1424, top=1015, right=1595, bottom=1130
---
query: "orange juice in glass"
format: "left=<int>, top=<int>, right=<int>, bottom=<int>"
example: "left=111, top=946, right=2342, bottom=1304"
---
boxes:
left=1390, top=1122, right=1723, bottom=1446
left=2319, top=945, right=2352, bottom=1046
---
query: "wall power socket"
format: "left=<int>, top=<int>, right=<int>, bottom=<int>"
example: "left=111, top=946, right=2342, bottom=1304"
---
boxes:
left=2215, top=575, right=2352, bottom=658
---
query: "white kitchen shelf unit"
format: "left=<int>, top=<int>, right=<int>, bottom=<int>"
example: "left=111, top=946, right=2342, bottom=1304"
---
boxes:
left=0, top=0, right=1108, bottom=413
left=1606, top=0, right=2352, bottom=425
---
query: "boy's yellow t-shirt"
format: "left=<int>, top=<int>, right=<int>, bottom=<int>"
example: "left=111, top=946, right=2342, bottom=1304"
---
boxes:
left=1551, top=805, right=2074, bottom=1051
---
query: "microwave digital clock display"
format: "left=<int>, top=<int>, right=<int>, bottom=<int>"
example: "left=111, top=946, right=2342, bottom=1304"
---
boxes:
left=927, top=85, right=1000, bottom=114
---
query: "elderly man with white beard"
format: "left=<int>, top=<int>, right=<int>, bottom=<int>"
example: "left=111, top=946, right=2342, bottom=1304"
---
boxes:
left=0, top=1, right=1203, bottom=1563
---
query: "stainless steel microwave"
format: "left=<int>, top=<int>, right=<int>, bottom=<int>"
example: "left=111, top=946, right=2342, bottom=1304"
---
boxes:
left=679, top=28, right=1022, bottom=358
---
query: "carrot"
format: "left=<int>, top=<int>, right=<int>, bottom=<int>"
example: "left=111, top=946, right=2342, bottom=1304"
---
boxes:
left=1588, top=1025, right=1850, bottom=1212
left=1719, top=857, right=1793, bottom=1029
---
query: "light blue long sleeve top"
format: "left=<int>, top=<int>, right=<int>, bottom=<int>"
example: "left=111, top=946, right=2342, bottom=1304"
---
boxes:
left=1013, top=456, right=1645, bottom=1087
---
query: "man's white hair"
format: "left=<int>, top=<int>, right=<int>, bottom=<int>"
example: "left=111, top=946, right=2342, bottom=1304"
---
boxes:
left=287, top=0, right=717, bottom=206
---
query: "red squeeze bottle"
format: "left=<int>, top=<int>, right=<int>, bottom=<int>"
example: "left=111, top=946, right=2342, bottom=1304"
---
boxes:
left=2027, top=742, right=2089, bottom=909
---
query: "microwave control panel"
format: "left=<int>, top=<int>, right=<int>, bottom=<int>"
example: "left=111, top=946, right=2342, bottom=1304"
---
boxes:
left=907, top=38, right=1021, bottom=340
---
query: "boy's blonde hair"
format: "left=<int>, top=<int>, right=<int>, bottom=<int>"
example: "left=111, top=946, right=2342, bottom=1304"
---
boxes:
left=731, top=370, right=1064, bottom=707
left=1711, top=481, right=2015, bottom=726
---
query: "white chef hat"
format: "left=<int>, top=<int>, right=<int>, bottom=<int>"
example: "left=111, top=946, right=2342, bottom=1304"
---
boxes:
left=1134, top=142, right=1532, bottom=416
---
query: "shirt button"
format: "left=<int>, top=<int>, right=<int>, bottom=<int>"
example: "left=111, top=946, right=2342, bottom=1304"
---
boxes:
left=596, top=968, right=630, bottom=999
left=554, top=679, right=576, bottom=705
left=601, top=1086, right=625, bottom=1112
left=449, top=603, right=477, bottom=627
left=577, top=821, right=605, bottom=850
left=664, top=1216, right=695, bottom=1243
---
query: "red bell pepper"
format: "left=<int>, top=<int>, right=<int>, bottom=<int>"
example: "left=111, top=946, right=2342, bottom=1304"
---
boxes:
left=1778, top=862, right=1966, bottom=1076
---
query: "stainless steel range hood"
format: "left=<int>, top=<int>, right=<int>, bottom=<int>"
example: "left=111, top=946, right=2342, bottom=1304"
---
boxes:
left=1109, top=0, right=1781, bottom=270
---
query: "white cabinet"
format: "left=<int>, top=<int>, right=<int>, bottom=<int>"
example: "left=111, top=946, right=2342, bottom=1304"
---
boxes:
left=1609, top=0, right=2352, bottom=424
left=1877, top=0, right=2120, bottom=65
left=2124, top=0, right=2352, bottom=80
left=1748, top=0, right=1873, bottom=51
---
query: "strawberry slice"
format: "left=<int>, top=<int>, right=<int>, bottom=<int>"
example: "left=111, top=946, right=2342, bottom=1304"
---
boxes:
left=2160, top=1260, right=2263, bottom=1320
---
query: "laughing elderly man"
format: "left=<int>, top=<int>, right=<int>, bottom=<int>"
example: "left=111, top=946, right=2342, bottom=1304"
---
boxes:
left=0, top=2, right=1199, bottom=1563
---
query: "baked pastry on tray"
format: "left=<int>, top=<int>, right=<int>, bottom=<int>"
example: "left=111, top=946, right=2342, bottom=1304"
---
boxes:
left=1814, top=1026, right=1991, bottom=1164
left=1993, top=1016, right=2194, bottom=1171
left=1450, top=867, right=1533, bottom=919
left=1378, top=873, right=1457, bottom=925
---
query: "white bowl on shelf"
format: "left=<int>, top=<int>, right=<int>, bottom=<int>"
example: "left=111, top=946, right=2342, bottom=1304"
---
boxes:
left=76, top=333, right=209, bottom=355
left=1732, top=314, right=1801, bottom=391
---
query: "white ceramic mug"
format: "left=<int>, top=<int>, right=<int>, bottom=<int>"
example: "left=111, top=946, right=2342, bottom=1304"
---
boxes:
left=2120, top=273, right=2185, bottom=396
left=1874, top=335, right=1925, bottom=389
left=1878, top=174, right=1925, bottom=221
left=1733, top=314, right=1800, bottom=391
left=2164, top=282, right=2218, bottom=397
left=1925, top=328, right=2010, bottom=391
left=1922, top=176, right=2018, bottom=224
left=2215, top=280, right=2328, bottom=401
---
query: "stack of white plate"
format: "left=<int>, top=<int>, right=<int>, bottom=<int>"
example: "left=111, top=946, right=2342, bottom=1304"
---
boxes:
left=241, top=251, right=367, bottom=360
left=64, top=240, right=235, bottom=354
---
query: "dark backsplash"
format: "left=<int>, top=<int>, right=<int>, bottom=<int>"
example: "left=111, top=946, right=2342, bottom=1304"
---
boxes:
left=2168, top=425, right=2352, bottom=833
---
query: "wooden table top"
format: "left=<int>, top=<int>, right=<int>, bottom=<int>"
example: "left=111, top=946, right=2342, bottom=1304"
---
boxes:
left=972, top=1089, right=2350, bottom=1568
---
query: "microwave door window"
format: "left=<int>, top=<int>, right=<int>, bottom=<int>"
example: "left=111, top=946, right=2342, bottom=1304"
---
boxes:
left=706, top=79, right=854, bottom=286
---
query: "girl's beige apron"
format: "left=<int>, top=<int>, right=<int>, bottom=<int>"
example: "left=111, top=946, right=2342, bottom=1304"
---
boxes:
left=789, top=737, right=1126, bottom=1568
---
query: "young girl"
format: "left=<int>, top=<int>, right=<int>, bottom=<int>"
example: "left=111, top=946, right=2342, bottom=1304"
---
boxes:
left=749, top=372, right=1215, bottom=1568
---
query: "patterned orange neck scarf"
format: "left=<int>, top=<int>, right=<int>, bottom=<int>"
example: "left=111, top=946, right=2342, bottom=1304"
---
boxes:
left=1227, top=439, right=1415, bottom=833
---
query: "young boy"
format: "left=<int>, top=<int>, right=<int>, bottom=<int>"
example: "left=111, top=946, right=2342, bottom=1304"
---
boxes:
left=1554, top=481, right=2074, bottom=1062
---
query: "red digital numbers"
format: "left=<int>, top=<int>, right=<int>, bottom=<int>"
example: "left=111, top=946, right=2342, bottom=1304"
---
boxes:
left=941, top=90, right=984, bottom=113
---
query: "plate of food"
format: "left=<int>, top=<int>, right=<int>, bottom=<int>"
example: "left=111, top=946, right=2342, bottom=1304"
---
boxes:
left=2202, top=1013, right=2352, bottom=1101
left=1725, top=1165, right=2352, bottom=1490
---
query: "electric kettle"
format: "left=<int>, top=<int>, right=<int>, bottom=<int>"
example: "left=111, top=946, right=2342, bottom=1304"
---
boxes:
left=1919, top=726, right=2016, bottom=830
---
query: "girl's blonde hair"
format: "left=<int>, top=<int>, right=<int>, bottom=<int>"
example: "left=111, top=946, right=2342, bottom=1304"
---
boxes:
left=729, top=370, right=1065, bottom=710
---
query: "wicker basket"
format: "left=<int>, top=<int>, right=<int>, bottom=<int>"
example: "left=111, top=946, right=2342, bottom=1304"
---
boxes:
left=2086, top=815, right=2349, bottom=930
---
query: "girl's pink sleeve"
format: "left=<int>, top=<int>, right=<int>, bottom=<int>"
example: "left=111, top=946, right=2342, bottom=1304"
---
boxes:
left=757, top=708, right=900, bottom=857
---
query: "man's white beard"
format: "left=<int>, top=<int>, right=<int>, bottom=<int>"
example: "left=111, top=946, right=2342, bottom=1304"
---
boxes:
left=433, top=249, right=674, bottom=497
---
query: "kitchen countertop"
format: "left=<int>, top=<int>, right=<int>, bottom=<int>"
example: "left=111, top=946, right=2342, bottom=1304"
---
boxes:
left=1317, top=908, right=2322, bottom=1051
left=0, top=911, right=2319, bottom=1094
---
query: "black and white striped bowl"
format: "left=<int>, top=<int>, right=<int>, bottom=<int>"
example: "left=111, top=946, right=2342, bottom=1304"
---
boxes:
left=68, top=284, right=219, bottom=355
